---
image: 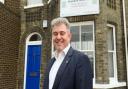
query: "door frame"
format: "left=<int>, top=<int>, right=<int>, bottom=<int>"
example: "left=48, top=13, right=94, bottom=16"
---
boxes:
left=23, top=32, right=42, bottom=89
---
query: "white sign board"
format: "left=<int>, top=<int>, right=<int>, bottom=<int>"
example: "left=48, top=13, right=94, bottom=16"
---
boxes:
left=60, top=0, right=100, bottom=17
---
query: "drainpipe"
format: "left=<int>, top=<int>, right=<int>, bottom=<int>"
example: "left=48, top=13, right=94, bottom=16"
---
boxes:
left=122, top=0, right=128, bottom=87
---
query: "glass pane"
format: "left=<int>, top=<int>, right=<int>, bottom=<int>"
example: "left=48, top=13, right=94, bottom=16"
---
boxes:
left=107, top=26, right=114, bottom=50
left=108, top=52, right=114, bottom=77
left=81, top=25, right=93, bottom=50
left=27, top=0, right=42, bottom=5
left=70, top=26, right=80, bottom=50
left=84, top=51, right=94, bottom=70
left=29, top=34, right=41, bottom=41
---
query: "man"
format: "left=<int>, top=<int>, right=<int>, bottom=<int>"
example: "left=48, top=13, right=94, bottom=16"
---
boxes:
left=43, top=17, right=93, bottom=89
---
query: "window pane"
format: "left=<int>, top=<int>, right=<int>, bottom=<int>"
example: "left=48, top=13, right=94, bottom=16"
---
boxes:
left=70, top=26, right=80, bottom=50
left=84, top=51, right=94, bottom=70
left=29, top=34, right=41, bottom=41
left=27, top=0, right=42, bottom=5
left=81, top=25, right=93, bottom=50
left=108, top=52, right=114, bottom=77
left=107, top=26, right=114, bottom=50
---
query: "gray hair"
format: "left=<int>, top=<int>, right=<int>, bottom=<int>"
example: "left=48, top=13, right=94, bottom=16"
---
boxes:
left=51, top=17, right=70, bottom=30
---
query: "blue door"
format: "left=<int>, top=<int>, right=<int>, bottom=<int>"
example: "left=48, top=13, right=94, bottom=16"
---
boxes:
left=26, top=45, right=41, bottom=89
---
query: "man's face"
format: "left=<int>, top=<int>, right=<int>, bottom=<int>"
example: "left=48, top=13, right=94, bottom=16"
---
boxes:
left=52, top=23, right=71, bottom=53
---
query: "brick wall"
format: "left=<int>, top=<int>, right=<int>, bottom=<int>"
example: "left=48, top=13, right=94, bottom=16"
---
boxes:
left=0, top=1, right=20, bottom=89
left=95, top=0, right=126, bottom=83
left=4, top=0, right=20, bottom=15
left=18, top=1, right=51, bottom=88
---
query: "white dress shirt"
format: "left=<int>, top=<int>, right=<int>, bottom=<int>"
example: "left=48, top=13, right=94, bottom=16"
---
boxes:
left=49, top=44, right=70, bottom=89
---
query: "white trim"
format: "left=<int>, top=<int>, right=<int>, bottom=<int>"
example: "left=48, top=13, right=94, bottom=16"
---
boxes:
left=24, top=3, right=44, bottom=9
left=94, top=82, right=126, bottom=88
left=26, top=32, right=42, bottom=43
left=23, top=32, right=42, bottom=89
left=122, top=0, right=128, bottom=86
left=0, top=0, right=4, bottom=4
left=27, top=41, right=42, bottom=45
left=92, top=21, right=96, bottom=84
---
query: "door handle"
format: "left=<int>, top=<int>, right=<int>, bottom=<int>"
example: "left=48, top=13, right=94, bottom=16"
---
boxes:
left=29, top=72, right=37, bottom=77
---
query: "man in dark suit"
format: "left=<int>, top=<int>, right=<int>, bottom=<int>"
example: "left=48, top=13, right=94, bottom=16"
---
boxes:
left=43, top=17, right=93, bottom=89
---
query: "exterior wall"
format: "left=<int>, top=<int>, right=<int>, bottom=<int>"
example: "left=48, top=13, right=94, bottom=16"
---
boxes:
left=5, top=0, right=126, bottom=89
left=48, top=0, right=127, bottom=89
left=0, top=0, right=20, bottom=89
left=5, top=0, right=20, bottom=15
left=18, top=1, right=51, bottom=89
left=95, top=0, right=126, bottom=83
left=0, top=0, right=126, bottom=89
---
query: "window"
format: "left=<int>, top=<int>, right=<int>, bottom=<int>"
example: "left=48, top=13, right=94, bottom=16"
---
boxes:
left=25, top=0, right=43, bottom=8
left=29, top=34, right=41, bottom=41
left=107, top=24, right=117, bottom=83
left=70, top=21, right=95, bottom=77
left=107, top=0, right=116, bottom=9
left=0, top=0, right=4, bottom=4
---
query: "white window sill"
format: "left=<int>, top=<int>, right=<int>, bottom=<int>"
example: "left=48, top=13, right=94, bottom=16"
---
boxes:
left=24, top=3, right=44, bottom=9
left=0, top=1, right=4, bottom=4
left=93, top=82, right=126, bottom=88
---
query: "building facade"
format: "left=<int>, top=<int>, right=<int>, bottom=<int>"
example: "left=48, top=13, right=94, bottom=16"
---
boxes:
left=19, top=0, right=127, bottom=89
left=0, top=0, right=127, bottom=89
left=0, top=0, right=20, bottom=89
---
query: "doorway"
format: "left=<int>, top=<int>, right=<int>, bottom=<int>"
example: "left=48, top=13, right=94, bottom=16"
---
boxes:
left=24, top=33, right=42, bottom=89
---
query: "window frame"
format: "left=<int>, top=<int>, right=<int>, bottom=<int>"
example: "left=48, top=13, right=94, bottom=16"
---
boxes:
left=107, top=24, right=118, bottom=83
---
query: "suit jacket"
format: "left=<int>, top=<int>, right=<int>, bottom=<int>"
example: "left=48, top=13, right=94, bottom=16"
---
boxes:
left=43, top=47, right=93, bottom=89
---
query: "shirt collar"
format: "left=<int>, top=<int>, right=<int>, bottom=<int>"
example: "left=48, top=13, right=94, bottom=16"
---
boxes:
left=63, top=43, right=70, bottom=56
left=54, top=44, right=71, bottom=59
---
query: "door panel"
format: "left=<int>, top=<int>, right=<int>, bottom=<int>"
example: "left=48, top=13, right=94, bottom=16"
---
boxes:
left=26, top=45, right=41, bottom=89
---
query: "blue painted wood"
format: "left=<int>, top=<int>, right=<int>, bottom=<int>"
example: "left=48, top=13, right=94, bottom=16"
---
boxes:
left=26, top=45, right=41, bottom=89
